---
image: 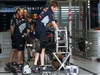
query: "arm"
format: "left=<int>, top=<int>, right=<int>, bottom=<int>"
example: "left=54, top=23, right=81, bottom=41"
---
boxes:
left=10, top=16, right=15, bottom=34
left=51, top=21, right=58, bottom=29
left=10, top=25, right=14, bottom=34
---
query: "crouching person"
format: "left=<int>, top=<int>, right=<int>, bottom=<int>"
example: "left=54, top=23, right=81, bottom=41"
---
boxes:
left=31, top=1, right=58, bottom=72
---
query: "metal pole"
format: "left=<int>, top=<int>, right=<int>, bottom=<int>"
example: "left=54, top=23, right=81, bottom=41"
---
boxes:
left=68, top=0, right=72, bottom=55
left=85, top=0, right=88, bottom=39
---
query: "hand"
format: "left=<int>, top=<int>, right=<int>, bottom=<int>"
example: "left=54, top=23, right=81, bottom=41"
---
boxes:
left=55, top=26, right=58, bottom=30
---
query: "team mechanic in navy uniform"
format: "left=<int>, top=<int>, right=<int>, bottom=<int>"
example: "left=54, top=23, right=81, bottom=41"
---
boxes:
left=32, top=1, right=59, bottom=71
left=5, top=8, right=31, bottom=72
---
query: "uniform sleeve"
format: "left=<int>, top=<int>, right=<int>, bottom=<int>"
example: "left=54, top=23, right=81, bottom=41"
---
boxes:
left=10, top=15, right=15, bottom=26
left=10, top=19, right=14, bottom=26
left=49, top=13, right=55, bottom=22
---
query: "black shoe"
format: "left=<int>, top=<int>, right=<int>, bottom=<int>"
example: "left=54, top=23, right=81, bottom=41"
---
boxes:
left=39, top=66, right=46, bottom=71
left=5, top=62, right=12, bottom=68
left=12, top=62, right=18, bottom=66
left=4, top=65, right=17, bottom=73
left=4, top=66, right=11, bottom=72
left=5, top=62, right=14, bottom=72
left=31, top=65, right=39, bottom=73
left=15, top=64, right=23, bottom=73
left=10, top=67, right=17, bottom=73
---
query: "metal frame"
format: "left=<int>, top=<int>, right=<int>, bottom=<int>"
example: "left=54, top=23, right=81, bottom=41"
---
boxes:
left=53, top=27, right=71, bottom=70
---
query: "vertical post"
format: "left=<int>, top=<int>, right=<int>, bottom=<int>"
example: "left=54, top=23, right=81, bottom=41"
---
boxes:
left=85, top=0, right=88, bottom=57
left=85, top=0, right=88, bottom=39
left=68, top=0, right=72, bottom=55
left=98, top=0, right=100, bottom=27
left=88, top=0, right=91, bottom=30
left=79, top=0, right=83, bottom=37
left=74, top=0, right=78, bottom=51
left=0, top=44, right=1, bottom=54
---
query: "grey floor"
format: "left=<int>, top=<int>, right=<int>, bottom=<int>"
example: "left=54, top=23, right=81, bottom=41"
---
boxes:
left=0, top=56, right=98, bottom=75
left=70, top=56, right=100, bottom=75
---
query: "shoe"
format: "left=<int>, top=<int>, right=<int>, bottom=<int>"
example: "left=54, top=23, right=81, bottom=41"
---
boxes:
left=4, top=66, right=11, bottom=72
left=12, top=62, right=18, bottom=66
left=31, top=65, right=39, bottom=73
left=39, top=66, right=46, bottom=71
left=5, top=62, right=12, bottom=68
left=5, top=62, right=18, bottom=68
left=4, top=65, right=17, bottom=73
left=15, top=64, right=23, bottom=73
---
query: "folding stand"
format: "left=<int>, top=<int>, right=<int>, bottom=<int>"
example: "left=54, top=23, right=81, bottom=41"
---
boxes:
left=53, top=27, right=71, bottom=70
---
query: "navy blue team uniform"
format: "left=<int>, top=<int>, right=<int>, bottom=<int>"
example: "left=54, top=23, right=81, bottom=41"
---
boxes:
left=35, top=8, right=55, bottom=52
left=10, top=15, right=20, bottom=50
left=11, top=16, right=27, bottom=51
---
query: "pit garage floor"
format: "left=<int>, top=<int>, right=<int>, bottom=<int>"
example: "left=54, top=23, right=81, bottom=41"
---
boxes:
left=70, top=56, right=100, bottom=75
left=0, top=56, right=99, bottom=75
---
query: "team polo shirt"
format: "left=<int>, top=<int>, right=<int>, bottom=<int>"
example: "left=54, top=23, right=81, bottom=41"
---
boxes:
left=36, top=8, right=55, bottom=36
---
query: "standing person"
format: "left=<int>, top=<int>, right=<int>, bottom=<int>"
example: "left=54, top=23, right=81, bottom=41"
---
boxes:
left=32, top=1, right=58, bottom=71
left=13, top=8, right=28, bottom=72
left=8, top=8, right=27, bottom=72
left=5, top=8, right=23, bottom=69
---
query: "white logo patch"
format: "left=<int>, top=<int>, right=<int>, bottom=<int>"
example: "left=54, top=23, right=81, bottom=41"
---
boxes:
left=19, top=23, right=26, bottom=33
left=41, top=16, right=49, bottom=26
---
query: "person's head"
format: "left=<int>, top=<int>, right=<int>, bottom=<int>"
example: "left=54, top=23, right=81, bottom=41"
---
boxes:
left=15, top=8, right=23, bottom=18
left=19, top=9, right=24, bottom=17
left=50, top=1, right=58, bottom=12
left=23, top=9, right=28, bottom=15
left=15, top=8, right=21, bottom=14
left=23, top=9, right=30, bottom=19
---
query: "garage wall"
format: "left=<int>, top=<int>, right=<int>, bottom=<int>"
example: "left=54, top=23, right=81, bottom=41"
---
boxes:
left=0, top=32, right=12, bottom=58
